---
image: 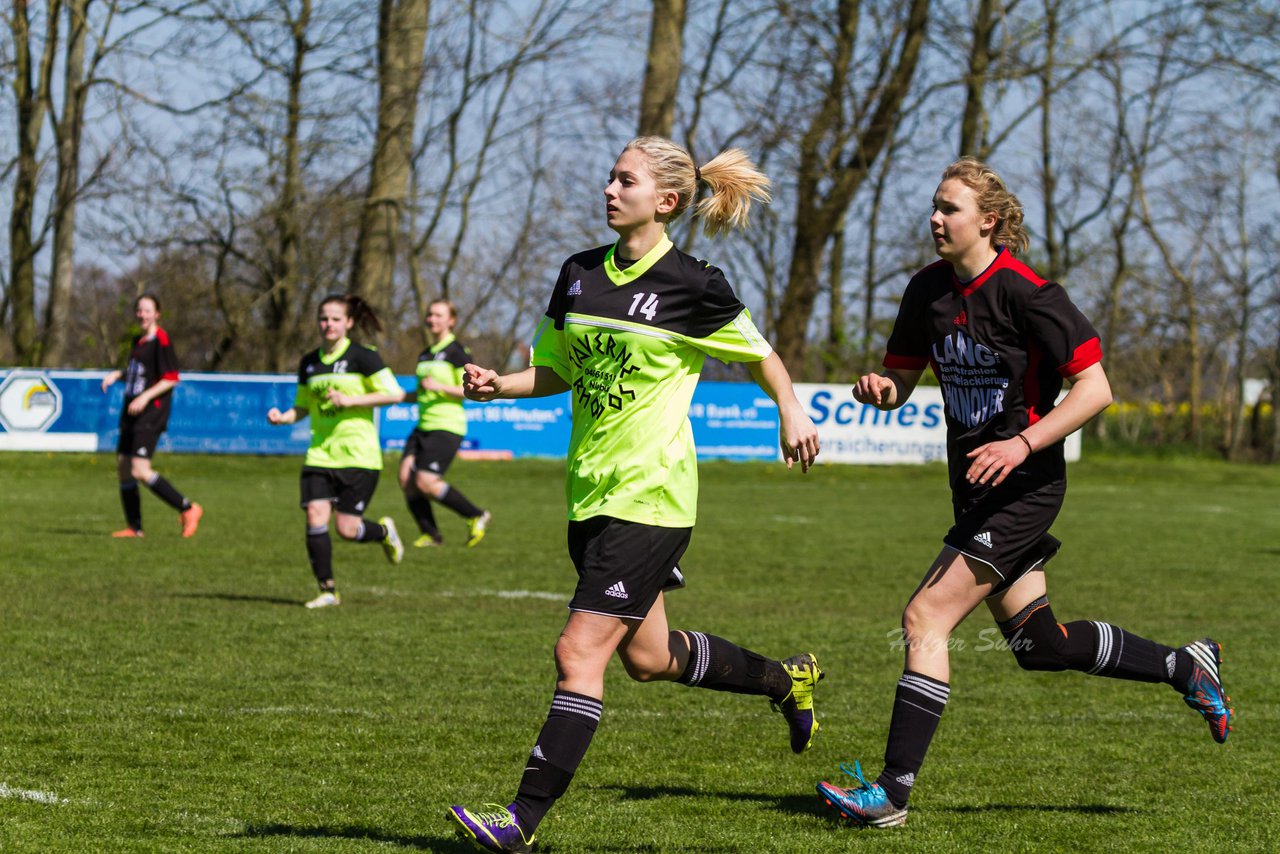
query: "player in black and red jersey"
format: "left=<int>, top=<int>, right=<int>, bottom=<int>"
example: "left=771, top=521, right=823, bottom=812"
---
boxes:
left=817, top=159, right=1232, bottom=829
left=101, top=294, right=203, bottom=539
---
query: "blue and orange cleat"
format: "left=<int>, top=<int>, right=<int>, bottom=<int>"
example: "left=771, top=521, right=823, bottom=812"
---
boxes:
left=817, top=760, right=908, bottom=828
left=1181, top=638, right=1233, bottom=744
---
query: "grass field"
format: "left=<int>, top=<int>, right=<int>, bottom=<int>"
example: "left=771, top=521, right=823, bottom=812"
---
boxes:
left=0, top=451, right=1276, bottom=852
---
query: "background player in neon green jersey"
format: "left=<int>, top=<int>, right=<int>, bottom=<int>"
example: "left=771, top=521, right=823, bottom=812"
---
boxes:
left=398, top=298, right=491, bottom=549
left=447, top=137, right=823, bottom=853
left=267, top=294, right=406, bottom=609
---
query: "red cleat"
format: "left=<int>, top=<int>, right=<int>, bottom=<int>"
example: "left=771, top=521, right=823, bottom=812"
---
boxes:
left=180, top=503, right=203, bottom=538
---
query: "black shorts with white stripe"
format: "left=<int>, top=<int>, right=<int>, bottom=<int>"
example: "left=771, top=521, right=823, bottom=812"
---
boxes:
left=944, top=476, right=1065, bottom=597
left=566, top=515, right=691, bottom=620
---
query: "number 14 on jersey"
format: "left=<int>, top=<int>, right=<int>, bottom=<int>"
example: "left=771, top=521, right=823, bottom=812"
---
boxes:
left=628, top=292, right=660, bottom=321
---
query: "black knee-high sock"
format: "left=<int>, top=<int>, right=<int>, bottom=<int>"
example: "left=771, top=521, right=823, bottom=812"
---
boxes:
left=145, top=472, right=190, bottom=511
left=676, top=632, right=791, bottom=701
left=306, top=525, right=334, bottom=589
left=354, top=519, right=386, bottom=543
left=512, top=690, right=602, bottom=832
left=405, top=489, right=440, bottom=538
left=1067, top=621, right=1191, bottom=686
left=1000, top=597, right=1193, bottom=689
left=877, top=670, right=950, bottom=808
left=438, top=483, right=482, bottom=519
left=120, top=480, right=143, bottom=530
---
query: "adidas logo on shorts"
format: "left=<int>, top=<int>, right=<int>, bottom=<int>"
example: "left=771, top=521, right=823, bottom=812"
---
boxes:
left=604, top=581, right=628, bottom=599
left=973, top=531, right=993, bottom=548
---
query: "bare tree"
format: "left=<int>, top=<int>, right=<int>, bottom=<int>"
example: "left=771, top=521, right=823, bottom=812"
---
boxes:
left=774, top=0, right=931, bottom=373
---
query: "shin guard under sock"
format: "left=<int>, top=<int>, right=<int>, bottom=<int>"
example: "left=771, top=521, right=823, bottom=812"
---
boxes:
left=145, top=473, right=190, bottom=511
left=1000, top=596, right=1189, bottom=687
left=877, top=670, right=950, bottom=808
left=306, top=525, right=333, bottom=587
left=120, top=480, right=143, bottom=530
left=354, top=519, right=386, bottom=543
left=406, top=490, right=440, bottom=538
left=438, top=483, right=483, bottom=519
left=513, top=690, right=602, bottom=833
left=676, top=632, right=790, bottom=700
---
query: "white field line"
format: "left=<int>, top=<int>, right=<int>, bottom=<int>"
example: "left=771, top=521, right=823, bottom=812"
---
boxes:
left=440, top=589, right=564, bottom=601
left=0, top=782, right=68, bottom=805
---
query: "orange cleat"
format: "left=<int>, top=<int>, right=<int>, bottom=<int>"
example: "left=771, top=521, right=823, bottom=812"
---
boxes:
left=111, top=528, right=144, bottom=538
left=180, top=503, right=203, bottom=538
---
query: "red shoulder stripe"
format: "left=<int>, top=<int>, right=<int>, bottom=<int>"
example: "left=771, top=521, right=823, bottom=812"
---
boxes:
left=1059, top=337, right=1102, bottom=376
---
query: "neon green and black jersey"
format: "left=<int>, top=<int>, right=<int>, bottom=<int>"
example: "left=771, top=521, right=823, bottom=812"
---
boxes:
left=414, top=334, right=470, bottom=436
left=530, top=234, right=772, bottom=527
left=293, top=337, right=400, bottom=470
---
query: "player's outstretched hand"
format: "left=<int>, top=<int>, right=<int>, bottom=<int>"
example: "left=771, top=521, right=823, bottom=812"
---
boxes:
left=464, top=363, right=500, bottom=401
left=267, top=407, right=285, bottom=424
left=779, top=402, right=820, bottom=473
left=853, top=372, right=896, bottom=407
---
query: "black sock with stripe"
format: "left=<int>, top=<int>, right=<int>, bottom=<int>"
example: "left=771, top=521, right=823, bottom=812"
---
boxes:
left=876, top=670, right=950, bottom=808
left=512, top=690, right=602, bottom=833
left=438, top=483, right=482, bottom=519
left=676, top=631, right=790, bottom=701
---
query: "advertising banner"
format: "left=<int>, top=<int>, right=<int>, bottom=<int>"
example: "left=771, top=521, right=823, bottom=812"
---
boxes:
left=0, top=370, right=1077, bottom=463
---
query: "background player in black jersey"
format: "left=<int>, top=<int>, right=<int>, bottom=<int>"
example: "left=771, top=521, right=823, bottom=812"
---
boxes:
left=398, top=299, right=491, bottom=549
left=267, top=294, right=406, bottom=609
left=100, top=293, right=203, bottom=539
left=447, top=137, right=823, bottom=853
left=817, top=159, right=1233, bottom=829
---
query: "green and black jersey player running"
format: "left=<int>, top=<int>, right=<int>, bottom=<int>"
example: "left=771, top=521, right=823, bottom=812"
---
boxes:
left=448, top=137, right=824, bottom=853
left=267, top=294, right=406, bottom=609
left=397, top=298, right=490, bottom=549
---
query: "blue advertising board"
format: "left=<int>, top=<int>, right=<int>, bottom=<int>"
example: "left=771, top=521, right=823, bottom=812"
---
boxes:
left=0, top=369, right=1078, bottom=463
left=0, top=369, right=780, bottom=461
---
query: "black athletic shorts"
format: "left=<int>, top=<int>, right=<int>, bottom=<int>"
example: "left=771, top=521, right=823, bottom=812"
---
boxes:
left=402, top=428, right=463, bottom=475
left=944, top=477, right=1064, bottom=598
left=566, top=516, right=692, bottom=620
left=300, top=466, right=380, bottom=515
left=116, top=408, right=167, bottom=458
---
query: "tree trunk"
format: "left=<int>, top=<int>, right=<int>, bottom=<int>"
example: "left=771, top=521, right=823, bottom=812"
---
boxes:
left=958, top=0, right=998, bottom=158
left=42, top=0, right=89, bottom=367
left=775, top=0, right=930, bottom=373
left=264, top=0, right=309, bottom=372
left=638, top=0, right=687, bottom=137
left=8, top=0, right=62, bottom=366
left=350, top=0, right=430, bottom=321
